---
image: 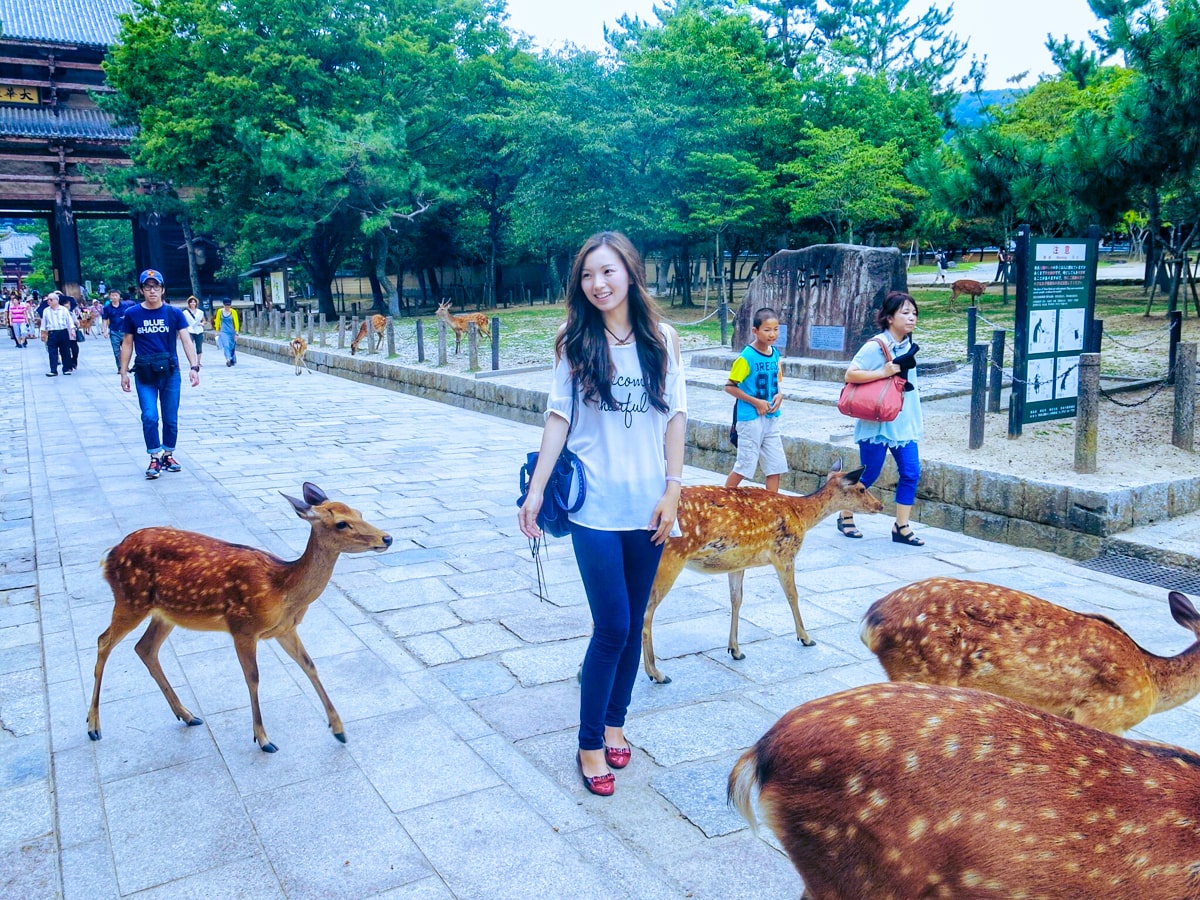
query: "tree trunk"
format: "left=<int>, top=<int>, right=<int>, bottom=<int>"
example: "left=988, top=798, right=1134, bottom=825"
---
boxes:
left=679, top=244, right=694, bottom=307
left=371, top=231, right=399, bottom=316
left=180, top=218, right=203, bottom=301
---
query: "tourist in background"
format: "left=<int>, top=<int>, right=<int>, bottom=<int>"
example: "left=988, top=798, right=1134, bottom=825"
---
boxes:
left=838, top=291, right=924, bottom=545
left=102, top=288, right=135, bottom=372
left=212, top=297, right=239, bottom=366
left=183, top=295, right=206, bottom=367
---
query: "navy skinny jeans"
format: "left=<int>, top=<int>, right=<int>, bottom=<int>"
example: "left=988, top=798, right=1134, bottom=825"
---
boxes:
left=571, top=524, right=664, bottom=751
left=134, top=367, right=181, bottom=454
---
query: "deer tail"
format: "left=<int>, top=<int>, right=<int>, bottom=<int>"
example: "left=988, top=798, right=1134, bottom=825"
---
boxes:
left=727, top=748, right=761, bottom=834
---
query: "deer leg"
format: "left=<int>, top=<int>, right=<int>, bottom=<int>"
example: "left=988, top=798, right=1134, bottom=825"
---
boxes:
left=727, top=570, right=746, bottom=660
left=642, top=554, right=687, bottom=684
left=774, top=560, right=815, bottom=646
left=230, top=631, right=275, bottom=752
left=134, top=616, right=203, bottom=728
left=274, top=629, right=346, bottom=743
left=87, top=603, right=149, bottom=741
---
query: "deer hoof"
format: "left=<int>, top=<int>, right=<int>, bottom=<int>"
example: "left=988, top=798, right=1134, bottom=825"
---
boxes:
left=728, top=648, right=746, bottom=661
left=333, top=732, right=347, bottom=744
left=88, top=729, right=101, bottom=741
left=182, top=715, right=203, bottom=727
left=800, top=637, right=817, bottom=647
left=649, top=673, right=672, bottom=685
left=260, top=741, right=278, bottom=753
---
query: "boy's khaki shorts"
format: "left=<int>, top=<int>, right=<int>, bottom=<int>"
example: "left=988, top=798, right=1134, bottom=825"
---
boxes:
left=732, top=415, right=788, bottom=479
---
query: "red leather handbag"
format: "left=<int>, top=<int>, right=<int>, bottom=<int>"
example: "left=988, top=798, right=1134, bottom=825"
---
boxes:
left=837, top=337, right=905, bottom=422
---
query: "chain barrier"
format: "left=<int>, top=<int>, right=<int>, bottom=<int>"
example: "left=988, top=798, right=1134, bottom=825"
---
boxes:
left=1100, top=323, right=1174, bottom=350
left=662, top=305, right=725, bottom=327
left=1005, top=362, right=1079, bottom=387
left=974, top=310, right=1012, bottom=331
left=1097, top=361, right=1177, bottom=408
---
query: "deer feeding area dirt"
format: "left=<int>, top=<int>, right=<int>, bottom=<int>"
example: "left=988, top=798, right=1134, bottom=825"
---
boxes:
left=913, top=392, right=1200, bottom=488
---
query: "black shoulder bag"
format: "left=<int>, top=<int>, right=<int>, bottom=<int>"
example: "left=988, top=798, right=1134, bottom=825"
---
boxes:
left=517, top=385, right=584, bottom=539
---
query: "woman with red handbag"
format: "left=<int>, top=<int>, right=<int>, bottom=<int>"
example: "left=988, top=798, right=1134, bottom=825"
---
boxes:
left=837, top=291, right=924, bottom=545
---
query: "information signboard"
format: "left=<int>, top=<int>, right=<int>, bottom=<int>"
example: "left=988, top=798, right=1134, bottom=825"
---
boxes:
left=1011, top=230, right=1098, bottom=429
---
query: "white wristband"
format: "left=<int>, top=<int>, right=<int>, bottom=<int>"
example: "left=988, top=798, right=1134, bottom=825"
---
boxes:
left=664, top=475, right=682, bottom=484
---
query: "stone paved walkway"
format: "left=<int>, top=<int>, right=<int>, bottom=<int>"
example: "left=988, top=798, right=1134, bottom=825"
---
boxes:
left=3, top=331, right=1199, bottom=898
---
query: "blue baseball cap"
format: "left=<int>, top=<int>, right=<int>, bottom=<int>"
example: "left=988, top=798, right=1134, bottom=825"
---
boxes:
left=139, top=269, right=164, bottom=285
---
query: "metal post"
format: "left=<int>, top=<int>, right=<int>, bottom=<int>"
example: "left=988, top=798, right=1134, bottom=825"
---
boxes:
left=1008, top=224, right=1031, bottom=437
left=1074, top=352, right=1100, bottom=473
left=491, top=317, right=500, bottom=371
left=386, top=317, right=395, bottom=356
left=437, top=320, right=447, bottom=365
left=468, top=321, right=479, bottom=370
left=417, top=320, right=425, bottom=362
left=337, top=316, right=346, bottom=349
left=1169, top=310, right=1182, bottom=385
left=969, top=342, right=989, bottom=449
left=1174, top=342, right=1196, bottom=450
left=988, top=329, right=1005, bottom=413
left=966, top=306, right=977, bottom=359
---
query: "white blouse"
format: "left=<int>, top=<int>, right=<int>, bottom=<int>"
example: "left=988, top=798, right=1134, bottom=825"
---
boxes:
left=546, top=323, right=687, bottom=531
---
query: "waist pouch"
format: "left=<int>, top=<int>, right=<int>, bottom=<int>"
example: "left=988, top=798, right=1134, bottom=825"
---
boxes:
left=132, top=352, right=176, bottom=384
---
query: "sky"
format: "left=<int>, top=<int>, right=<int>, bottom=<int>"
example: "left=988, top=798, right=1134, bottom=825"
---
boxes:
left=501, top=0, right=1107, bottom=91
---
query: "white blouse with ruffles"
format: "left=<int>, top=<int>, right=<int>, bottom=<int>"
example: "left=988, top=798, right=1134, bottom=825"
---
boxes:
left=546, top=323, right=687, bottom=532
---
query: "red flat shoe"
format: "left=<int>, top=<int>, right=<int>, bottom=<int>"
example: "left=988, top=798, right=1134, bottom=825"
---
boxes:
left=577, top=751, right=615, bottom=796
left=604, top=744, right=631, bottom=769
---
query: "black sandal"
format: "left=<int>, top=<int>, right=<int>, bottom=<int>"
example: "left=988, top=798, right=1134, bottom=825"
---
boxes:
left=892, top=523, right=924, bottom=546
left=836, top=513, right=863, bottom=539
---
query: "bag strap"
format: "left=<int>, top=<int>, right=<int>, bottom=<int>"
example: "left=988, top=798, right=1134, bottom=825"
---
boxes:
left=872, top=336, right=894, bottom=363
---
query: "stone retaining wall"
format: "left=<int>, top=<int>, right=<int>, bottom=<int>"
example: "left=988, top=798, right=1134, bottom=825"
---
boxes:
left=237, top=335, right=1198, bottom=561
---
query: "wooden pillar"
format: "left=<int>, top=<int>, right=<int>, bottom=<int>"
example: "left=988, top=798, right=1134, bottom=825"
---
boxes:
left=1074, top=352, right=1100, bottom=474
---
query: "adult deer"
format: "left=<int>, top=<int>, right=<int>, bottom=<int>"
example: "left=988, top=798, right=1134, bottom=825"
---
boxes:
left=349, top=314, right=386, bottom=355
left=642, top=461, right=882, bottom=683
left=729, top=682, right=1200, bottom=900
left=949, top=278, right=986, bottom=306
left=435, top=300, right=491, bottom=354
left=289, top=336, right=310, bottom=375
left=88, top=483, right=392, bottom=752
left=860, top=576, right=1200, bottom=734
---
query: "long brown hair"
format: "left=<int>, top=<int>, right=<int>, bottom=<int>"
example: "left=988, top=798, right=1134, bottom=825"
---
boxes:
left=555, top=232, right=670, bottom=413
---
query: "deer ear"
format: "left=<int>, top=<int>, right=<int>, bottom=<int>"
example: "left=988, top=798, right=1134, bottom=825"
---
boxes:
left=831, top=457, right=843, bottom=473
left=302, top=482, right=328, bottom=506
left=281, top=492, right=311, bottom=517
left=1169, top=591, right=1200, bottom=628
left=843, top=465, right=866, bottom=484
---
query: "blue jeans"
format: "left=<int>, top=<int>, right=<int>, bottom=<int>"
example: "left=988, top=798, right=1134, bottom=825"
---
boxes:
left=134, top=367, right=181, bottom=454
left=858, top=439, right=921, bottom=507
left=109, top=333, right=123, bottom=370
left=571, top=525, right=664, bottom=751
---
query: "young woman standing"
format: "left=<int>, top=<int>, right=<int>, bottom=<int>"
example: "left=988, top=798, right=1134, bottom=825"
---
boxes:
left=518, top=232, right=687, bottom=796
left=838, top=291, right=924, bottom=545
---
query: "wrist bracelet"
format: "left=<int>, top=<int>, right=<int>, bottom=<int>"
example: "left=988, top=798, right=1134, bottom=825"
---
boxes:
left=190, top=366, right=200, bottom=372
left=665, top=475, right=682, bottom=484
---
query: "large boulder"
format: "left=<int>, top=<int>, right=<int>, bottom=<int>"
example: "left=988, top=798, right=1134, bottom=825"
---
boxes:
left=735, top=244, right=907, bottom=360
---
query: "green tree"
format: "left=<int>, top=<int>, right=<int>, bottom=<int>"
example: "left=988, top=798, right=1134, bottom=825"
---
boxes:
left=78, top=219, right=136, bottom=294
left=782, top=127, right=911, bottom=242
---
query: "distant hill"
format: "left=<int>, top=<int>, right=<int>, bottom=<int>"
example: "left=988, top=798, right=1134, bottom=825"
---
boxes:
left=952, top=89, right=1024, bottom=130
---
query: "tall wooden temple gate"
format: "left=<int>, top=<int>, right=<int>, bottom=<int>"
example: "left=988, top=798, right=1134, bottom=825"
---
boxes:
left=0, top=0, right=222, bottom=300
